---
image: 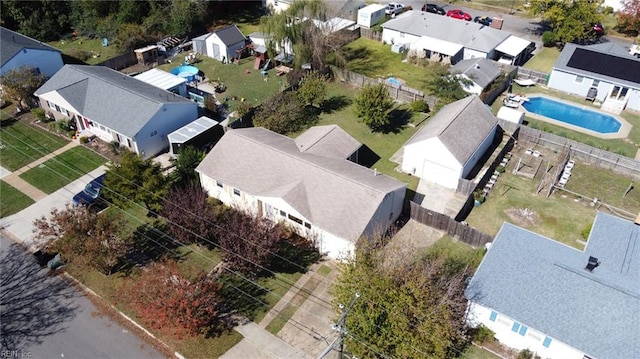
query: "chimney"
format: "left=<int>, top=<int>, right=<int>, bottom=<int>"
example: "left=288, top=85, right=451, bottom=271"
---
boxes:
left=585, top=256, right=600, bottom=272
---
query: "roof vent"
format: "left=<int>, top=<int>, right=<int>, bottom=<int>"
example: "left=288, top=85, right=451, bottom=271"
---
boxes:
left=585, top=256, right=600, bottom=272
left=474, top=64, right=480, bottom=69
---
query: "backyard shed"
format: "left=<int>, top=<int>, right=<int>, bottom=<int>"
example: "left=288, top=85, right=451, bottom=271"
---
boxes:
left=134, top=45, right=158, bottom=65
left=192, top=25, right=247, bottom=63
left=357, top=4, right=386, bottom=28
left=167, top=116, right=224, bottom=156
left=497, top=106, right=524, bottom=124
left=134, top=68, right=187, bottom=97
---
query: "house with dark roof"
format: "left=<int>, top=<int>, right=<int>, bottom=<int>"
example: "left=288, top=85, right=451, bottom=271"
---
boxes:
left=35, top=65, right=199, bottom=158
left=450, top=58, right=502, bottom=95
left=196, top=126, right=406, bottom=258
left=193, top=25, right=247, bottom=63
left=0, top=26, right=63, bottom=77
left=381, top=11, right=531, bottom=65
left=465, top=212, right=640, bottom=359
left=401, top=95, right=498, bottom=190
left=547, top=42, right=640, bottom=114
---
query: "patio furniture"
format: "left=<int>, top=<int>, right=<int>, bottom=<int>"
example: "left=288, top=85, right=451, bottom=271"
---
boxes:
left=514, top=78, right=536, bottom=87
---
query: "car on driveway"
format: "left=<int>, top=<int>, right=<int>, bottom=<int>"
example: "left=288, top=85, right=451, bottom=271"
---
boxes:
left=474, top=15, right=493, bottom=26
left=422, top=3, right=445, bottom=15
left=72, top=174, right=105, bottom=206
left=385, top=2, right=405, bottom=15
left=447, top=9, right=472, bottom=21
left=592, top=23, right=604, bottom=36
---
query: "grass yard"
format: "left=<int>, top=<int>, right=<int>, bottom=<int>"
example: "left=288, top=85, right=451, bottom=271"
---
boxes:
left=459, top=345, right=502, bottom=359
left=420, top=236, right=486, bottom=269
left=19, top=146, right=106, bottom=194
left=0, top=119, right=69, bottom=171
left=48, top=37, right=120, bottom=65
left=0, top=180, right=35, bottom=218
left=175, top=244, right=222, bottom=281
left=522, top=46, right=560, bottom=73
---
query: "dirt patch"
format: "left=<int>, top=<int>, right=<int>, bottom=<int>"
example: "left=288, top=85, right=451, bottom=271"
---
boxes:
left=504, top=207, right=540, bottom=227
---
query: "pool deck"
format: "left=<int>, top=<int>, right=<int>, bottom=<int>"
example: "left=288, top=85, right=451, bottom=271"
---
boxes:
left=519, top=93, right=631, bottom=140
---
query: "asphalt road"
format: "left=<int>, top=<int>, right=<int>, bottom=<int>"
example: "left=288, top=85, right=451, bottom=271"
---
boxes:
left=0, top=235, right=163, bottom=359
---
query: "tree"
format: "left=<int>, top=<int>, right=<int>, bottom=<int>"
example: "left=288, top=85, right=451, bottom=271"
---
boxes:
left=33, top=204, right=131, bottom=274
left=161, top=181, right=218, bottom=245
left=331, top=242, right=478, bottom=358
left=616, top=0, right=640, bottom=36
left=173, top=146, right=205, bottom=184
left=529, top=0, right=603, bottom=45
left=113, top=23, right=153, bottom=53
left=1, top=0, right=72, bottom=41
left=353, top=84, right=394, bottom=132
left=103, top=151, right=169, bottom=214
left=297, top=71, right=327, bottom=107
left=424, top=64, right=471, bottom=104
left=0, top=67, right=46, bottom=110
left=218, top=211, right=284, bottom=275
left=253, top=91, right=308, bottom=134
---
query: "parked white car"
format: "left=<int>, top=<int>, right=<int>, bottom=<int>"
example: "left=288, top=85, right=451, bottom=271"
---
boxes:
left=385, top=2, right=404, bottom=15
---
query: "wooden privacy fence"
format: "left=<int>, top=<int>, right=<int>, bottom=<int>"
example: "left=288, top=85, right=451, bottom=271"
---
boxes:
left=330, top=66, right=438, bottom=109
left=97, top=52, right=138, bottom=71
left=409, top=202, right=493, bottom=247
left=515, top=67, right=549, bottom=85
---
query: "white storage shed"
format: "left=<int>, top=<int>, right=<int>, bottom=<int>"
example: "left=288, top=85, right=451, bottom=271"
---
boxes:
left=357, top=4, right=386, bottom=28
left=497, top=106, right=525, bottom=124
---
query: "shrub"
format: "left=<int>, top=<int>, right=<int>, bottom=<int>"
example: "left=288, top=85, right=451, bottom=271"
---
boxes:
left=409, top=100, right=429, bottom=113
left=581, top=223, right=593, bottom=240
left=473, top=325, right=495, bottom=343
left=204, top=95, right=218, bottom=114
left=109, top=141, right=122, bottom=155
left=495, top=165, right=506, bottom=173
left=79, top=136, right=89, bottom=144
left=67, top=48, right=91, bottom=61
left=542, top=31, right=556, bottom=47
left=518, top=348, right=541, bottom=359
left=31, top=108, right=46, bottom=122
left=473, top=189, right=486, bottom=203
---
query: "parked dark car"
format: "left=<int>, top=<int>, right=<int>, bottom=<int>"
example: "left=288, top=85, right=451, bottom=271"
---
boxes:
left=422, top=3, right=445, bottom=15
left=447, top=9, right=472, bottom=21
left=474, top=15, right=493, bottom=26
left=72, top=174, right=106, bottom=206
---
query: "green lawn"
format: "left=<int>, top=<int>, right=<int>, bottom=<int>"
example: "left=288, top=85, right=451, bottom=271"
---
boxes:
left=19, top=146, right=106, bottom=194
left=0, top=180, right=35, bottom=218
left=157, top=56, right=284, bottom=112
left=420, top=236, right=486, bottom=269
left=48, top=37, right=121, bottom=65
left=459, top=345, right=502, bottom=359
left=522, top=47, right=560, bottom=73
left=0, top=119, right=69, bottom=171
left=175, top=244, right=222, bottom=280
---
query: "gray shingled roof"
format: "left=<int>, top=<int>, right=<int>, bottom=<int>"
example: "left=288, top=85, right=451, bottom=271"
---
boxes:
left=35, top=65, right=194, bottom=137
left=196, top=127, right=406, bottom=242
left=450, top=58, right=501, bottom=88
left=405, top=96, right=497, bottom=165
left=381, top=11, right=508, bottom=52
left=1, top=26, right=61, bottom=66
left=466, top=212, right=640, bottom=359
left=213, top=25, right=246, bottom=46
left=553, top=43, right=640, bottom=89
left=294, top=125, right=361, bottom=159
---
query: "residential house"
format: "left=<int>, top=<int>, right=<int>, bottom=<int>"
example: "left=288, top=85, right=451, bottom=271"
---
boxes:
left=547, top=42, right=640, bottom=114
left=264, top=0, right=295, bottom=13
left=294, top=124, right=362, bottom=163
left=0, top=26, right=64, bottom=77
left=35, top=65, right=199, bottom=158
left=401, top=96, right=497, bottom=190
left=465, top=212, right=640, bottom=359
left=381, top=11, right=531, bottom=65
left=193, top=25, right=247, bottom=63
left=450, top=58, right=502, bottom=95
left=196, top=127, right=406, bottom=258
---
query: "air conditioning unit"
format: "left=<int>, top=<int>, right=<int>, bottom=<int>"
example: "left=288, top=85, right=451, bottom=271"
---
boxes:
left=391, top=43, right=406, bottom=53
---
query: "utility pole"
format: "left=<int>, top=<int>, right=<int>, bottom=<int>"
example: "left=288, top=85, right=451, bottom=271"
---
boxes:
left=317, top=292, right=360, bottom=359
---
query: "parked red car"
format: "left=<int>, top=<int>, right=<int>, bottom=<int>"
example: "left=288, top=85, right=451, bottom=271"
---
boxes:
left=446, top=9, right=472, bottom=21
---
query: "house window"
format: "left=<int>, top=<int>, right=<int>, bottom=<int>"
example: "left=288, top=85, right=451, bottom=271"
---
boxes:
left=233, top=188, right=241, bottom=196
left=304, top=222, right=311, bottom=229
left=54, top=104, right=61, bottom=112
left=47, top=101, right=53, bottom=109
left=126, top=138, right=132, bottom=148
left=511, top=322, right=520, bottom=333
left=543, top=337, right=552, bottom=348
left=60, top=107, right=68, bottom=116
left=99, top=125, right=106, bottom=131
left=151, top=130, right=158, bottom=137
left=518, top=325, right=528, bottom=336
left=575, top=75, right=584, bottom=83
left=279, top=210, right=287, bottom=217
left=216, top=180, right=223, bottom=188
left=592, top=79, right=600, bottom=87
left=489, top=311, right=497, bottom=322
left=288, top=214, right=303, bottom=225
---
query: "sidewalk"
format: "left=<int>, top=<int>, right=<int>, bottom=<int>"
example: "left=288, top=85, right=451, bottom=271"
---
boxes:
left=220, top=321, right=311, bottom=359
left=2, top=141, right=79, bottom=201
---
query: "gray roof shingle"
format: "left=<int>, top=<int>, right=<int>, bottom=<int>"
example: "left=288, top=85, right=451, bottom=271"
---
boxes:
left=450, top=58, right=501, bottom=88
left=405, top=96, right=497, bottom=165
left=1, top=26, right=61, bottom=66
left=294, top=125, right=361, bottom=159
left=35, top=65, right=194, bottom=137
left=466, top=212, right=640, bottom=359
left=196, top=127, right=406, bottom=242
left=213, top=25, right=246, bottom=46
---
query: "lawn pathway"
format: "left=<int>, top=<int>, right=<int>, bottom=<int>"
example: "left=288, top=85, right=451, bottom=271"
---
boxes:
left=2, top=141, right=78, bottom=201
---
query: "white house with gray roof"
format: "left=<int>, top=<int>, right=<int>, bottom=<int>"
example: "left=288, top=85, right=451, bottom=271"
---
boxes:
left=466, top=212, right=640, bottom=359
left=450, top=58, right=502, bottom=95
left=193, top=25, right=247, bottom=63
left=196, top=127, right=406, bottom=258
left=401, top=96, right=497, bottom=190
left=0, top=26, right=63, bottom=77
left=381, top=11, right=530, bottom=65
left=35, top=65, right=199, bottom=158
left=547, top=42, right=640, bottom=114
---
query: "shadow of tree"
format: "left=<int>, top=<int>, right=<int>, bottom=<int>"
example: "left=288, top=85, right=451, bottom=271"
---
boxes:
left=380, top=107, right=412, bottom=134
left=321, top=95, right=351, bottom=114
left=0, top=241, right=79, bottom=351
left=269, top=234, right=320, bottom=275
left=338, top=46, right=385, bottom=75
left=217, top=273, right=268, bottom=321
left=122, top=222, right=180, bottom=272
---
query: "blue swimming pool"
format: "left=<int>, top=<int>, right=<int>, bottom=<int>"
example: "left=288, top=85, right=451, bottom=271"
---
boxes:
left=522, top=97, right=621, bottom=134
